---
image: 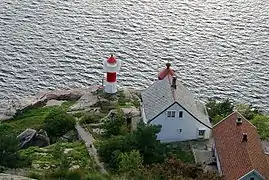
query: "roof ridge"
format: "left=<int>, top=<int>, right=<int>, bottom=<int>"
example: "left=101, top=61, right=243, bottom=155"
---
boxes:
left=239, top=119, right=255, bottom=175
left=166, top=76, right=176, bottom=101
left=235, top=111, right=257, bottom=129
left=213, top=111, right=236, bottom=128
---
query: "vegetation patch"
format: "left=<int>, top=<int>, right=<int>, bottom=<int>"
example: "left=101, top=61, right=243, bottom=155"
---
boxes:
left=20, top=141, right=99, bottom=176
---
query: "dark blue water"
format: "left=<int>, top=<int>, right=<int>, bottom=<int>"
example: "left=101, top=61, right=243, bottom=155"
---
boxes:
left=0, top=0, right=268, bottom=113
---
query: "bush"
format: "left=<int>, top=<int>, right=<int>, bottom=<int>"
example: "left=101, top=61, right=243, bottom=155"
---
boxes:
left=135, top=157, right=223, bottom=180
left=0, top=135, right=20, bottom=168
left=235, top=104, right=260, bottom=120
left=97, top=124, right=165, bottom=170
left=117, top=150, right=143, bottom=173
left=80, top=114, right=100, bottom=124
left=102, top=110, right=128, bottom=137
left=206, top=98, right=234, bottom=124
left=251, top=115, right=269, bottom=139
left=43, top=108, right=76, bottom=141
left=118, top=91, right=128, bottom=106
left=0, top=124, right=13, bottom=136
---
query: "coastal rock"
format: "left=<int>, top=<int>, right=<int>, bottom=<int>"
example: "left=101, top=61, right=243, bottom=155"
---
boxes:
left=0, top=173, right=35, bottom=180
left=60, top=130, right=78, bottom=141
left=17, top=128, right=50, bottom=149
left=45, top=100, right=66, bottom=107
left=0, top=87, right=93, bottom=121
left=70, top=92, right=108, bottom=111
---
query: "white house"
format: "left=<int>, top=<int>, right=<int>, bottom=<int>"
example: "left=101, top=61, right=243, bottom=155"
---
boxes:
left=141, top=64, right=212, bottom=143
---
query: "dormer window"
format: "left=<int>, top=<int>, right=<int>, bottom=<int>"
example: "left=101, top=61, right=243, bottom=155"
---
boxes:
left=167, top=110, right=176, bottom=117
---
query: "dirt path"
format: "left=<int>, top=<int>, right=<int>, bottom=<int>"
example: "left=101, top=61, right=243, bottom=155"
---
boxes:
left=75, top=122, right=107, bottom=174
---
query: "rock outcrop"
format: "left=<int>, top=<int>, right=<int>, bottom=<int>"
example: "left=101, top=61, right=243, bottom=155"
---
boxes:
left=0, top=173, right=35, bottom=180
left=17, top=128, right=50, bottom=149
left=0, top=87, right=97, bottom=121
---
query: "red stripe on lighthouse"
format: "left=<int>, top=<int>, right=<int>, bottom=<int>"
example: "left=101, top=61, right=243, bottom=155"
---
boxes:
left=106, top=72, right=117, bottom=82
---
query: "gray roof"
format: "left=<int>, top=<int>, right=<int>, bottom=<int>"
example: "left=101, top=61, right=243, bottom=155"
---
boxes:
left=141, top=76, right=212, bottom=128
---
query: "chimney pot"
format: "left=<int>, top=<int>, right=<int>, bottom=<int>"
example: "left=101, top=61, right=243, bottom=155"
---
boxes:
left=166, top=63, right=171, bottom=69
left=236, top=117, right=242, bottom=125
left=242, top=133, right=248, bottom=142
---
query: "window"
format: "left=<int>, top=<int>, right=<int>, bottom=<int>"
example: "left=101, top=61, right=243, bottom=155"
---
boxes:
left=198, top=130, right=205, bottom=137
left=167, top=111, right=176, bottom=117
left=176, top=129, right=182, bottom=134
left=250, top=178, right=255, bottom=180
left=179, top=111, right=183, bottom=118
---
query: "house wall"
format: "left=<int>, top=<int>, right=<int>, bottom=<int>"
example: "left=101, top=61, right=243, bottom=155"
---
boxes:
left=149, top=103, right=211, bottom=143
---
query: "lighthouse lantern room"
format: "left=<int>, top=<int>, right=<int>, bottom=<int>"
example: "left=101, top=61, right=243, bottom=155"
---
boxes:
left=103, top=55, right=121, bottom=94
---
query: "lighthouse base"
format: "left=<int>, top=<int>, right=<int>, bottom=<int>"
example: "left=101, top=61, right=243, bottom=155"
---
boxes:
left=104, top=82, right=117, bottom=94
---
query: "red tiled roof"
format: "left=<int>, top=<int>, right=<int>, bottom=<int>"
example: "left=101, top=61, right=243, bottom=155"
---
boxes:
left=213, top=112, right=269, bottom=180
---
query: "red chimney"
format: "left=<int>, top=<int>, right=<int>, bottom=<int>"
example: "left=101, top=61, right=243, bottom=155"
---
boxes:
left=242, top=133, right=248, bottom=142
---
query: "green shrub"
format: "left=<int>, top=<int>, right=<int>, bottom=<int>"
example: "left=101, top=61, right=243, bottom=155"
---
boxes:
left=0, top=135, right=20, bottom=168
left=235, top=104, right=260, bottom=120
left=251, top=115, right=269, bottom=139
left=206, top=98, right=234, bottom=124
left=117, top=150, right=143, bottom=173
left=73, top=112, right=85, bottom=118
left=80, top=114, right=100, bottom=124
left=118, top=91, right=127, bottom=106
left=43, top=108, right=76, bottom=142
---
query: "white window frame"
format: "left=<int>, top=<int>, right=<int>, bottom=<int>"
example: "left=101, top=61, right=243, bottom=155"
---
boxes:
left=179, top=111, right=183, bottom=118
left=198, top=129, right=206, bottom=138
left=167, top=110, right=176, bottom=118
left=176, top=129, right=182, bottom=135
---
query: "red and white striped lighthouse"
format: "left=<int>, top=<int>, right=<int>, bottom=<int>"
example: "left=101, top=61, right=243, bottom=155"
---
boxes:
left=103, top=54, right=121, bottom=94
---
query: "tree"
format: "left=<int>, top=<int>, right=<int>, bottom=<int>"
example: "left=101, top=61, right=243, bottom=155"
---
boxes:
left=206, top=99, right=234, bottom=124
left=251, top=115, right=269, bottom=139
left=97, top=124, right=165, bottom=170
left=117, top=150, right=143, bottom=173
left=235, top=104, right=260, bottom=120
left=43, top=108, right=76, bottom=141
left=0, top=135, right=20, bottom=168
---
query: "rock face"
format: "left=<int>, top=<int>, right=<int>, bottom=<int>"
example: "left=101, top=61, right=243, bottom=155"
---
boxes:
left=0, top=173, right=35, bottom=180
left=45, top=100, right=66, bottom=107
left=0, top=87, right=93, bottom=121
left=70, top=92, right=108, bottom=111
left=121, top=106, right=141, bottom=130
left=17, top=129, right=50, bottom=149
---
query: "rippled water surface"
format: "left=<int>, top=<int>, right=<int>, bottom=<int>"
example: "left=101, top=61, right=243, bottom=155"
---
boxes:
left=0, top=0, right=269, bottom=112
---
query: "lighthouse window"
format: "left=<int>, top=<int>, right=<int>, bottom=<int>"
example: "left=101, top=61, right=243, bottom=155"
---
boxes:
left=167, top=111, right=176, bottom=118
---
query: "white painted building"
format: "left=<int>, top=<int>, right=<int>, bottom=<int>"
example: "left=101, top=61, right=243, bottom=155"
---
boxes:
left=141, top=65, right=212, bottom=143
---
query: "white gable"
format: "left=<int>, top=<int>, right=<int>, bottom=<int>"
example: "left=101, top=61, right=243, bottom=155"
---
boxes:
left=142, top=76, right=211, bottom=128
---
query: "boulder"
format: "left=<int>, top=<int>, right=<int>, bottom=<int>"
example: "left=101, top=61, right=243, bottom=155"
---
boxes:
left=60, top=130, right=78, bottom=141
left=17, top=128, right=50, bottom=149
left=70, top=92, right=108, bottom=111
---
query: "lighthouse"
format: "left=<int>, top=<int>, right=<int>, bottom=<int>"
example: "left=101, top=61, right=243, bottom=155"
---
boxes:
left=103, top=54, right=121, bottom=94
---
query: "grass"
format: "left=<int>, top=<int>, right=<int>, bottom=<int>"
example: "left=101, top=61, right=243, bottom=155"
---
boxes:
left=0, top=100, right=77, bottom=136
left=19, top=141, right=99, bottom=173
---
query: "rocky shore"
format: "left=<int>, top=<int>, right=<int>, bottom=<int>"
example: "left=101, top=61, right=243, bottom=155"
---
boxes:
left=0, top=86, right=141, bottom=122
left=0, top=87, right=98, bottom=121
